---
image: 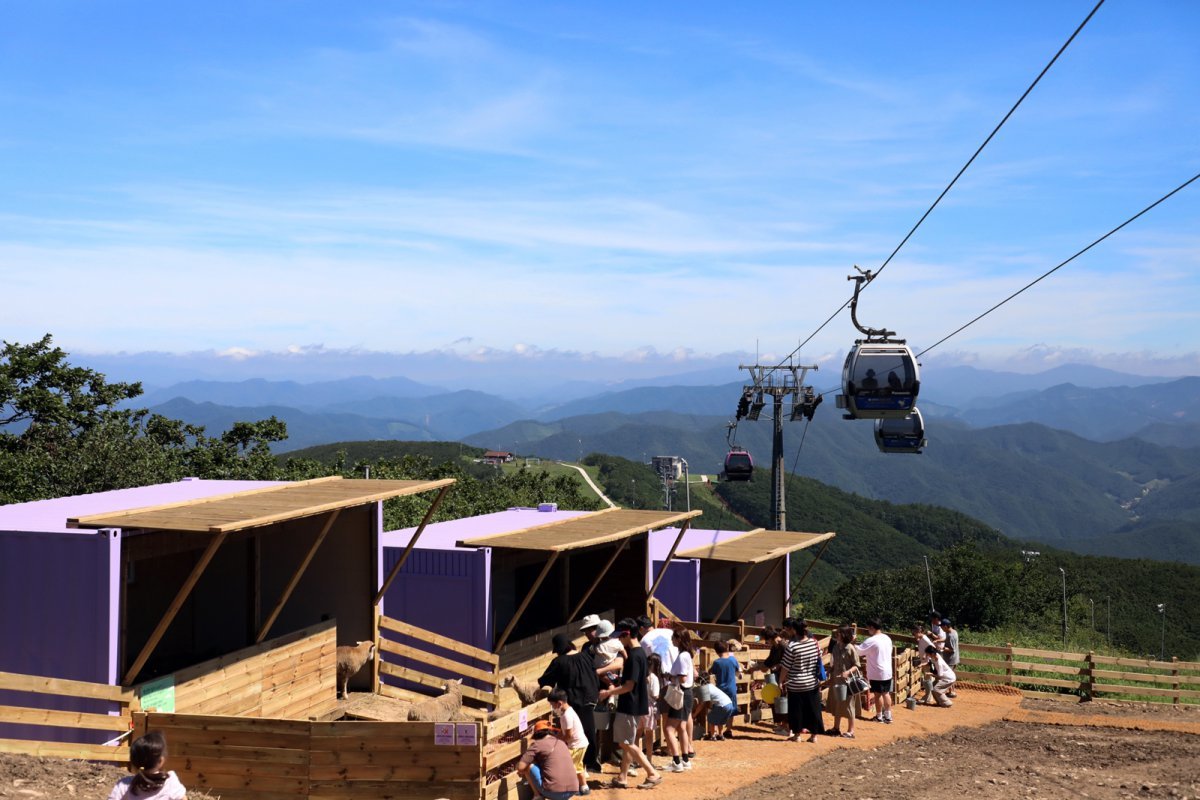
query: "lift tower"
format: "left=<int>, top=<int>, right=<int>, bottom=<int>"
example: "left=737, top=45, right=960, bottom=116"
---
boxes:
left=735, top=362, right=820, bottom=530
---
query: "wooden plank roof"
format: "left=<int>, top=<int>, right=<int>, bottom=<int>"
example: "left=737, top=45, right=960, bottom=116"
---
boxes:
left=676, top=529, right=835, bottom=563
left=458, top=507, right=702, bottom=552
left=66, top=476, right=454, bottom=534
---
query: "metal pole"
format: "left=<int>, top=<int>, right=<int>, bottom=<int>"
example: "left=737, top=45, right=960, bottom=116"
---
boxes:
left=683, top=459, right=691, bottom=512
left=1159, top=604, right=1166, bottom=661
left=1106, top=596, right=1111, bottom=647
left=1090, top=598, right=1095, bottom=631
left=923, top=556, right=935, bottom=614
left=1059, top=568, right=1068, bottom=649
left=772, top=394, right=785, bottom=531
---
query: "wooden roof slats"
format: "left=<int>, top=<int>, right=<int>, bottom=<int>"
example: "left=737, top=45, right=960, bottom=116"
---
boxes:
left=676, top=530, right=836, bottom=563
left=458, top=508, right=703, bottom=552
left=66, top=477, right=456, bottom=534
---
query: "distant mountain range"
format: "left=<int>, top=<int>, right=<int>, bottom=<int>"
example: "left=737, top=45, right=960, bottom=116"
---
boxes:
left=135, top=365, right=1200, bottom=565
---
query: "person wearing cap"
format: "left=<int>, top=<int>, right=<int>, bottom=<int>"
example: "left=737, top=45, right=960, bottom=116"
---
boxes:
left=540, top=632, right=600, bottom=776
left=592, top=620, right=626, bottom=690
left=518, top=719, right=580, bottom=799
left=597, top=618, right=662, bottom=790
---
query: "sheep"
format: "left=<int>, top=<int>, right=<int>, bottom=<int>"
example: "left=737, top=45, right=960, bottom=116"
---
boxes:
left=408, top=679, right=464, bottom=721
left=336, top=641, right=376, bottom=698
left=727, top=639, right=745, bottom=652
left=498, top=674, right=550, bottom=706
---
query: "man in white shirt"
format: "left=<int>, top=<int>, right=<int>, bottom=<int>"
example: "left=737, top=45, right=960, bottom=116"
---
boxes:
left=857, top=619, right=894, bottom=724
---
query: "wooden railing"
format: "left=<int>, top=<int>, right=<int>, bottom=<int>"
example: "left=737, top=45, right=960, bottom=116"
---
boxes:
left=136, top=711, right=485, bottom=800
left=0, top=670, right=138, bottom=761
left=956, top=644, right=1200, bottom=704
left=376, top=612, right=500, bottom=709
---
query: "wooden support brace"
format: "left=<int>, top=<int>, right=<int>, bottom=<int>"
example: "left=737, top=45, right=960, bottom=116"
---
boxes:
left=710, top=562, right=760, bottom=624
left=122, top=531, right=229, bottom=685
left=782, top=537, right=831, bottom=611
left=568, top=539, right=629, bottom=622
left=256, top=509, right=341, bottom=643
left=373, top=483, right=451, bottom=607
left=494, top=551, right=560, bottom=653
left=646, top=519, right=692, bottom=601
left=735, top=557, right=784, bottom=623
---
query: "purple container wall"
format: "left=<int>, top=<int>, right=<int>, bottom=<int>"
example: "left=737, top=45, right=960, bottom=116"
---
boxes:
left=650, top=558, right=700, bottom=621
left=0, top=528, right=119, bottom=744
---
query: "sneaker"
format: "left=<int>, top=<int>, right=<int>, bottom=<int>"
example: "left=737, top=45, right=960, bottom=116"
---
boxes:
left=664, top=762, right=684, bottom=773
left=883, top=716, right=892, bottom=724
left=682, top=760, right=693, bottom=771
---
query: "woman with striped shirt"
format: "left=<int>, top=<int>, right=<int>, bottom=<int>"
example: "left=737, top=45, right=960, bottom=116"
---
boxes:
left=778, top=618, right=826, bottom=742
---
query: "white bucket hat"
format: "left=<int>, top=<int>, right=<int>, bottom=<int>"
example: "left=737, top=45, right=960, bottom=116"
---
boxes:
left=595, top=620, right=615, bottom=639
left=579, top=614, right=602, bottom=631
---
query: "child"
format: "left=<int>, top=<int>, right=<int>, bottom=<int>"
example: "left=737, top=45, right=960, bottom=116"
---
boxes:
left=108, top=731, right=186, bottom=800
left=640, top=653, right=664, bottom=767
left=708, top=641, right=741, bottom=739
left=549, top=688, right=591, bottom=795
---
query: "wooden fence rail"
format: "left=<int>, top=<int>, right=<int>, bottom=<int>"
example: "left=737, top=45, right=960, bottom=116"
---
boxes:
left=0, top=670, right=137, bottom=761
left=376, top=612, right=500, bottom=709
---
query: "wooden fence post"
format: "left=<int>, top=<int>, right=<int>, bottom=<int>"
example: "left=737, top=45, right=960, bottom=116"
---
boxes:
left=737, top=619, right=746, bottom=643
left=373, top=606, right=381, bottom=695
left=1172, top=657, right=1180, bottom=706
left=1004, top=643, right=1014, bottom=686
left=1084, top=651, right=1094, bottom=699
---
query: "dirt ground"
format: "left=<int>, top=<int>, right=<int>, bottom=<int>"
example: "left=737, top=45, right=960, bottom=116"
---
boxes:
left=2, top=688, right=1196, bottom=799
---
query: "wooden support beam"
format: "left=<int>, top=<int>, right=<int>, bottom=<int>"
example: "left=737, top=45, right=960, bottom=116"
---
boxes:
left=255, top=509, right=341, bottom=643
left=709, top=562, right=760, bottom=624
left=122, top=531, right=228, bottom=685
left=646, top=519, right=692, bottom=601
left=373, top=483, right=451, bottom=607
left=568, top=540, right=629, bottom=622
left=494, top=551, right=560, bottom=653
left=782, top=537, right=832, bottom=612
left=734, top=556, right=782, bottom=618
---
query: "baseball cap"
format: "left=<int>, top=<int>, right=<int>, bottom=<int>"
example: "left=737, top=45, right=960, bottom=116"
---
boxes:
left=551, top=633, right=575, bottom=655
left=532, top=719, right=559, bottom=736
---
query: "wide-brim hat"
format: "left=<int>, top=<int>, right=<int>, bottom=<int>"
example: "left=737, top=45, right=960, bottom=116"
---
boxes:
left=579, top=614, right=602, bottom=630
left=595, top=620, right=615, bottom=638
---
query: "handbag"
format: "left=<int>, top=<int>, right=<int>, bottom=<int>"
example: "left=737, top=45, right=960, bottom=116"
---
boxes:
left=847, top=672, right=870, bottom=696
left=664, top=682, right=685, bottom=710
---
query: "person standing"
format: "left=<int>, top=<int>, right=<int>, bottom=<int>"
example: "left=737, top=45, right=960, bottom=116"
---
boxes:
left=708, top=641, right=741, bottom=739
left=597, top=619, right=662, bottom=790
left=670, top=627, right=698, bottom=765
left=779, top=618, right=825, bottom=742
left=858, top=619, right=894, bottom=724
left=826, top=624, right=861, bottom=738
left=941, top=618, right=960, bottom=698
left=107, top=731, right=186, bottom=800
left=540, top=630, right=601, bottom=775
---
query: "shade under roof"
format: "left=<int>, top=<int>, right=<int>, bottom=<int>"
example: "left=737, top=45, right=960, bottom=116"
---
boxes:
left=66, top=476, right=454, bottom=534
left=676, top=529, right=835, bottom=563
left=458, top=507, right=702, bottom=552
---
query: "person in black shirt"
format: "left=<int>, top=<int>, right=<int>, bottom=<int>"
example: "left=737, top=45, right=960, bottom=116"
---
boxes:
left=597, top=618, right=662, bottom=790
left=541, top=629, right=602, bottom=774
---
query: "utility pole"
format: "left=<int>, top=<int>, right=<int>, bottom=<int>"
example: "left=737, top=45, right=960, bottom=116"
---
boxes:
left=923, top=556, right=935, bottom=614
left=735, top=362, right=820, bottom=531
left=1157, top=603, right=1166, bottom=661
left=1106, top=596, right=1111, bottom=647
left=1059, top=567, right=1068, bottom=649
left=1090, top=597, right=1095, bottom=631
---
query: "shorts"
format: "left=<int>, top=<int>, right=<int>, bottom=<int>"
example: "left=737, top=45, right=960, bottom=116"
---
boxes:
left=869, top=678, right=893, bottom=694
left=613, top=712, right=639, bottom=745
left=570, top=747, right=586, bottom=773
left=666, top=686, right=694, bottom=721
left=706, top=704, right=734, bottom=727
left=640, top=705, right=659, bottom=732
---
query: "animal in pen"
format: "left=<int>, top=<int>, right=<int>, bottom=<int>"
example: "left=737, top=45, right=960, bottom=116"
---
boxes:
left=336, top=641, right=376, bottom=698
left=499, top=674, right=551, bottom=706
left=408, top=679, right=465, bottom=721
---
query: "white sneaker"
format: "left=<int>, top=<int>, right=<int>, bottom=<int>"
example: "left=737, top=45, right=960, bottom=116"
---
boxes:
left=664, top=762, right=684, bottom=773
left=682, top=760, right=693, bottom=771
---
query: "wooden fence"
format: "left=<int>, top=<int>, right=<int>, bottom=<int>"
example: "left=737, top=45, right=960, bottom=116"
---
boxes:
left=956, top=644, right=1200, bottom=704
left=0, top=670, right=138, bottom=761
left=135, top=711, right=484, bottom=800
left=375, top=612, right=500, bottom=710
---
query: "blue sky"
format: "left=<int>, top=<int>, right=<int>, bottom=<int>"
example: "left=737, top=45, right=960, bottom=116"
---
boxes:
left=3, top=1, right=1199, bottom=380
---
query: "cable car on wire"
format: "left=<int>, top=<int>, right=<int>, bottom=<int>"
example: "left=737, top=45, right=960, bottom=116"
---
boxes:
left=836, top=267, right=920, bottom=420
left=723, top=447, right=754, bottom=481
left=874, top=408, right=927, bottom=454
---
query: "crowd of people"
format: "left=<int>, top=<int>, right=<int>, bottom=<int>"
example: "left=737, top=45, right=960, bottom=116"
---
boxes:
left=524, top=612, right=962, bottom=796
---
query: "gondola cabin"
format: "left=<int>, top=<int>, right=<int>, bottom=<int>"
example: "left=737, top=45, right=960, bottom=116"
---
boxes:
left=723, top=448, right=754, bottom=481
left=875, top=408, right=927, bottom=454
left=837, top=341, right=920, bottom=419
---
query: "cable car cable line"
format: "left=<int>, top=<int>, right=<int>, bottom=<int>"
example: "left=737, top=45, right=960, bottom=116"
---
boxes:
left=916, top=170, right=1200, bottom=360
left=769, top=0, right=1107, bottom=374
